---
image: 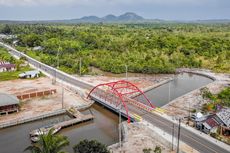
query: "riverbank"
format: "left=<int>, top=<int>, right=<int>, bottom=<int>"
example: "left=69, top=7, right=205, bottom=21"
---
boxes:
left=78, top=73, right=173, bottom=91
left=163, top=68, right=230, bottom=118
left=109, top=121, right=199, bottom=153
left=0, top=77, right=91, bottom=127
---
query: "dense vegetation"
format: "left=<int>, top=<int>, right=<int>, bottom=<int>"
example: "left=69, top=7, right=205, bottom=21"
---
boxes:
left=201, top=87, right=230, bottom=110
left=0, top=23, right=229, bottom=74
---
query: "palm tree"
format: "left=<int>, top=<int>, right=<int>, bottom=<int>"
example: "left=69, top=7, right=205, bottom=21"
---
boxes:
left=25, top=129, right=69, bottom=153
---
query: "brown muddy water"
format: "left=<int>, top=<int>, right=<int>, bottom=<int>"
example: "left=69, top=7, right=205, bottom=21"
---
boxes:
left=0, top=104, right=120, bottom=153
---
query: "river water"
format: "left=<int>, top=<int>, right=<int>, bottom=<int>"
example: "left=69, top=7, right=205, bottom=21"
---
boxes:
left=0, top=104, right=119, bottom=153
left=136, top=73, right=213, bottom=107
left=0, top=73, right=213, bottom=153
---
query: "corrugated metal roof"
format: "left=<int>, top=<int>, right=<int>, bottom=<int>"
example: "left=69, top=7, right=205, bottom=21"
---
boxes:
left=217, top=108, right=230, bottom=127
left=0, top=93, right=19, bottom=107
left=24, top=70, right=40, bottom=75
left=19, top=70, right=40, bottom=77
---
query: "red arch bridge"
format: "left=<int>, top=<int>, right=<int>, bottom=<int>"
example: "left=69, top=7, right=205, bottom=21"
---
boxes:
left=87, top=80, right=156, bottom=122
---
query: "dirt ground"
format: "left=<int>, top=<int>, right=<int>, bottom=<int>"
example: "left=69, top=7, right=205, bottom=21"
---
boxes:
left=0, top=77, right=88, bottom=124
left=109, top=121, right=199, bottom=153
left=79, top=73, right=173, bottom=90
left=163, top=70, right=230, bottom=118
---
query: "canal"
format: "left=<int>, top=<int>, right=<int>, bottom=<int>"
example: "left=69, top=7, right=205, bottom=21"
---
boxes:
left=136, top=72, right=213, bottom=107
left=0, top=73, right=214, bottom=153
left=0, top=104, right=119, bottom=153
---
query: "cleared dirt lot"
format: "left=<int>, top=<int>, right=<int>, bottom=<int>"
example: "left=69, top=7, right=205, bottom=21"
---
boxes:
left=79, top=73, right=173, bottom=90
left=0, top=77, right=88, bottom=124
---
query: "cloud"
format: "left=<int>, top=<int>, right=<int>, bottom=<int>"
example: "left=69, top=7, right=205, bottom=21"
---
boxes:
left=0, top=0, right=218, bottom=7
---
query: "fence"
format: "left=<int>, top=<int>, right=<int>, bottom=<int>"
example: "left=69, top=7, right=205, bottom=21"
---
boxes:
left=16, top=89, right=56, bottom=100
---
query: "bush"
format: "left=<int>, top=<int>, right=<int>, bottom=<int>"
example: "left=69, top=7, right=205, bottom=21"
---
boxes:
left=73, top=139, right=110, bottom=153
left=143, top=148, right=152, bottom=153
left=154, top=146, right=162, bottom=153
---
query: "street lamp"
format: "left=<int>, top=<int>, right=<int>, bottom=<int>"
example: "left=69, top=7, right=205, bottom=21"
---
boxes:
left=79, top=57, right=82, bottom=76
left=125, top=65, right=128, bottom=80
left=54, top=43, right=61, bottom=84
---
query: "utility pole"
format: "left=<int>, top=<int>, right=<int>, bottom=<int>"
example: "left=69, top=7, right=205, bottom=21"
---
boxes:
left=79, top=57, right=82, bottom=76
left=119, top=104, right=122, bottom=152
left=172, top=123, right=174, bottom=151
left=62, top=86, right=64, bottom=109
left=125, top=65, right=128, bottom=80
left=55, top=43, right=60, bottom=84
left=177, top=118, right=181, bottom=153
left=168, top=81, right=171, bottom=102
left=57, top=43, right=60, bottom=69
left=188, top=101, right=191, bottom=123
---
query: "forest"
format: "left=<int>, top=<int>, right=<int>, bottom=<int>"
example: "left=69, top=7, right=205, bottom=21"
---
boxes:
left=0, top=23, right=229, bottom=74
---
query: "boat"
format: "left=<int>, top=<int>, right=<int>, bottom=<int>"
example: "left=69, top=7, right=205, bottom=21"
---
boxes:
left=30, top=125, right=61, bottom=143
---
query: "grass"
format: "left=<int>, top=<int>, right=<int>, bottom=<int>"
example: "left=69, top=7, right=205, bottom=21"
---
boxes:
left=0, top=66, right=33, bottom=81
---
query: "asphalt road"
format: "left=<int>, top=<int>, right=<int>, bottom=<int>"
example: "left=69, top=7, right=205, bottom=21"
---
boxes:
left=2, top=43, right=229, bottom=153
left=127, top=104, right=229, bottom=153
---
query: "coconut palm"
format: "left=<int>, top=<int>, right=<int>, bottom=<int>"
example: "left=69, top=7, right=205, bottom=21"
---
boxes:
left=25, top=129, right=69, bottom=153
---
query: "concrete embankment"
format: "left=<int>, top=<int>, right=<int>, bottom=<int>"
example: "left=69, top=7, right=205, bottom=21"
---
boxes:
left=0, top=103, right=93, bottom=129
left=131, top=77, right=173, bottom=98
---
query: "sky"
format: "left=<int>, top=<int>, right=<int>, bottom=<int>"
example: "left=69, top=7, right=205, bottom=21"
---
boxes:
left=0, top=0, right=229, bottom=20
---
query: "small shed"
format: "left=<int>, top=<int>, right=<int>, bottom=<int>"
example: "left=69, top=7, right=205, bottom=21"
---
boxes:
left=19, top=70, right=40, bottom=79
left=0, top=93, right=19, bottom=115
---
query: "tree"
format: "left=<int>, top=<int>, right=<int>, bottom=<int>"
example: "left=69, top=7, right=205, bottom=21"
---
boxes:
left=24, top=129, right=69, bottom=153
left=143, top=148, right=152, bottom=153
left=73, top=139, right=110, bottom=153
left=1, top=24, right=12, bottom=34
left=154, top=146, right=161, bottom=153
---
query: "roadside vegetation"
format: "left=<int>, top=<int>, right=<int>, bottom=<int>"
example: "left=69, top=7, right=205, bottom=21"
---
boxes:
left=0, top=46, right=32, bottom=81
left=0, top=23, right=229, bottom=74
left=201, top=86, right=230, bottom=112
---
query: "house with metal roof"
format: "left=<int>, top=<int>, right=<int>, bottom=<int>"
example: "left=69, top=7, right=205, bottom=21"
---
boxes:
left=0, top=93, right=19, bottom=115
left=0, top=61, right=16, bottom=72
left=216, top=108, right=230, bottom=127
left=19, top=70, right=40, bottom=79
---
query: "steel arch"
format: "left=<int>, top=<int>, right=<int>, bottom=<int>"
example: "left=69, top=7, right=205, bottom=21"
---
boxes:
left=87, top=80, right=155, bottom=122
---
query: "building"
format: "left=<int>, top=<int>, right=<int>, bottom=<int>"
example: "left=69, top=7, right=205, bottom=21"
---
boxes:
left=202, top=116, right=222, bottom=134
left=217, top=108, right=230, bottom=136
left=0, top=61, right=16, bottom=72
left=197, top=108, right=230, bottom=134
left=216, top=108, right=230, bottom=127
left=0, top=93, right=19, bottom=115
left=19, top=70, right=40, bottom=78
